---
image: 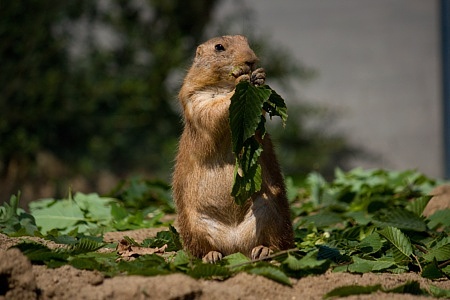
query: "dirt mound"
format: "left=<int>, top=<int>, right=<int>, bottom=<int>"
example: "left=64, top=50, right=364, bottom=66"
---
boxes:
left=0, top=248, right=38, bottom=299
left=1, top=231, right=449, bottom=300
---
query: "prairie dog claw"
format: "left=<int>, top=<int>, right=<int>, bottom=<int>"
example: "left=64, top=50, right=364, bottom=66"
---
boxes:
left=202, top=251, right=223, bottom=263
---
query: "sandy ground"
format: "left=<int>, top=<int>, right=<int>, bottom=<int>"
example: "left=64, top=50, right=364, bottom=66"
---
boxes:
left=1, top=229, right=449, bottom=300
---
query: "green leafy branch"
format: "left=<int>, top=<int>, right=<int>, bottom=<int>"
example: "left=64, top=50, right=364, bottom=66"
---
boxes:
left=229, top=81, right=287, bottom=205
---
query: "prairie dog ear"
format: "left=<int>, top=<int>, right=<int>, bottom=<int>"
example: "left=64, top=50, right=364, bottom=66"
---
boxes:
left=195, top=45, right=204, bottom=58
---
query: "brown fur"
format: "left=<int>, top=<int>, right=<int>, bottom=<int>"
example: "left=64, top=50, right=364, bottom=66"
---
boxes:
left=172, top=35, right=294, bottom=261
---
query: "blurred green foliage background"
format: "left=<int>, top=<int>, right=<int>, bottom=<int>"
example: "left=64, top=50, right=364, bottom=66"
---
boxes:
left=0, top=0, right=359, bottom=203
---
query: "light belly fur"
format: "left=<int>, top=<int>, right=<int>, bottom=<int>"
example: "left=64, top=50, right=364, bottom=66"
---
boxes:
left=198, top=197, right=271, bottom=255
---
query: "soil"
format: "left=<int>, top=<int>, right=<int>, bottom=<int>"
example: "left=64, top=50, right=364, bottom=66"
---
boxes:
left=0, top=230, right=449, bottom=300
left=1, top=186, right=449, bottom=300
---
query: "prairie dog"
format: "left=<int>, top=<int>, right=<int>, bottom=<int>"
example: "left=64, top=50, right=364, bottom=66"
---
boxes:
left=173, top=35, right=294, bottom=263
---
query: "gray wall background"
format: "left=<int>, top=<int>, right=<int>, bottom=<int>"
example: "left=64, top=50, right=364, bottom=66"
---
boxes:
left=218, top=0, right=443, bottom=178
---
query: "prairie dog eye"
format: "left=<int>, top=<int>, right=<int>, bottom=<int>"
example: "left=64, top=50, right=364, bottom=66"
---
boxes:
left=214, top=44, right=225, bottom=51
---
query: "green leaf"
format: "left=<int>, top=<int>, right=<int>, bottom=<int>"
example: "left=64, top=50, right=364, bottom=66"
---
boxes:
left=324, top=284, right=382, bottom=298
left=373, top=208, right=427, bottom=232
left=405, top=196, right=431, bottom=216
left=262, top=85, right=288, bottom=124
left=74, top=193, right=116, bottom=225
left=427, top=209, right=450, bottom=230
left=229, top=81, right=269, bottom=153
left=223, top=252, right=251, bottom=268
left=14, top=242, right=68, bottom=264
left=347, top=259, right=372, bottom=273
left=282, top=254, right=303, bottom=271
left=72, top=252, right=118, bottom=274
left=423, top=243, right=450, bottom=262
left=303, top=212, right=342, bottom=228
left=359, top=232, right=383, bottom=254
left=348, top=257, right=395, bottom=273
left=428, top=285, right=450, bottom=298
left=325, top=281, right=426, bottom=299
left=0, top=194, right=19, bottom=223
left=317, top=245, right=341, bottom=261
left=187, top=263, right=231, bottom=279
left=379, top=227, right=413, bottom=263
left=306, top=172, right=327, bottom=206
left=292, top=250, right=330, bottom=271
left=111, top=202, right=128, bottom=221
left=421, top=262, right=444, bottom=279
left=229, top=82, right=287, bottom=205
left=141, top=226, right=182, bottom=252
left=231, top=138, right=263, bottom=205
left=0, top=193, right=40, bottom=236
left=69, top=238, right=104, bottom=255
left=69, top=257, right=102, bottom=271
left=172, top=250, right=191, bottom=268
left=247, top=266, right=291, bottom=286
left=118, top=255, right=170, bottom=276
left=30, top=198, right=85, bottom=234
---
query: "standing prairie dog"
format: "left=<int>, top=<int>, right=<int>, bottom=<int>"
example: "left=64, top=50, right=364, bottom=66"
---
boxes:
left=173, top=35, right=294, bottom=263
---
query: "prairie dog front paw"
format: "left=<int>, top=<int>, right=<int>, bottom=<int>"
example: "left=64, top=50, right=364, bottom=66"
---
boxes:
left=251, top=245, right=272, bottom=260
left=202, top=251, right=223, bottom=263
left=250, top=68, right=265, bottom=86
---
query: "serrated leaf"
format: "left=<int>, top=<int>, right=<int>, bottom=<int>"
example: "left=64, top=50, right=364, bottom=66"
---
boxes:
left=172, top=250, right=191, bottom=268
left=317, top=245, right=341, bottom=261
left=306, top=172, right=327, bottom=206
left=265, top=86, right=288, bottom=124
left=69, top=238, right=104, bottom=254
left=231, top=137, right=263, bottom=205
left=230, top=81, right=269, bottom=153
left=74, top=193, right=116, bottom=225
left=379, top=227, right=413, bottom=263
left=247, top=266, right=291, bottom=286
left=303, top=212, right=342, bottom=228
left=282, top=254, right=303, bottom=271
left=347, top=259, right=372, bottom=273
left=423, top=243, right=450, bottom=262
left=223, top=252, right=251, bottom=268
left=405, top=196, right=431, bottom=216
left=72, top=251, right=118, bottom=274
left=30, top=198, right=85, bottom=234
left=324, top=284, right=382, bottom=298
left=118, top=255, right=170, bottom=276
left=14, top=242, right=68, bottom=264
left=359, top=232, right=383, bottom=254
left=187, top=263, right=231, bottom=279
left=141, top=226, right=182, bottom=251
left=428, top=285, right=450, bottom=298
left=229, top=82, right=287, bottom=205
left=348, top=257, right=395, bottom=273
left=295, top=250, right=330, bottom=269
left=421, top=262, right=444, bottom=279
left=0, top=194, right=40, bottom=236
left=427, top=209, right=450, bottom=230
left=373, top=208, right=427, bottom=232
left=110, top=202, right=128, bottom=221
left=69, top=257, right=102, bottom=271
left=0, top=194, right=19, bottom=223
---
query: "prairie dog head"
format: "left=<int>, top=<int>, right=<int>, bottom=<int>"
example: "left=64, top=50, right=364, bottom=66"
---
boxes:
left=189, top=35, right=259, bottom=87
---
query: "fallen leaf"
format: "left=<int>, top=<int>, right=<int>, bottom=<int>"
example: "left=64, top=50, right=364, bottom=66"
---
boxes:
left=116, top=239, right=168, bottom=261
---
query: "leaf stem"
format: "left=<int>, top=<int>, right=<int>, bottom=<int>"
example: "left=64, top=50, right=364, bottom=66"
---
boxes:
left=438, top=259, right=450, bottom=269
left=414, top=244, right=428, bottom=254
